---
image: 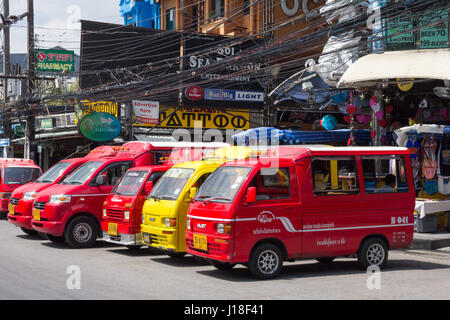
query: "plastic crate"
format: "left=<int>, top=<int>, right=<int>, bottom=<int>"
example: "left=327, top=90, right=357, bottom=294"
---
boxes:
left=414, top=214, right=438, bottom=233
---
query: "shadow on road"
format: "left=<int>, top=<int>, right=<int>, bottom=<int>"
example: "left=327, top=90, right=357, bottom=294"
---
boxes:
left=106, top=247, right=164, bottom=257
left=196, top=258, right=450, bottom=282
left=151, top=255, right=211, bottom=267
left=40, top=240, right=117, bottom=250
left=15, top=234, right=46, bottom=241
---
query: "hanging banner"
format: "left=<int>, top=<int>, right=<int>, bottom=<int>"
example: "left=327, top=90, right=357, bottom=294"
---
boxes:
left=132, top=100, right=159, bottom=125
left=134, top=107, right=250, bottom=130
left=75, top=100, right=119, bottom=124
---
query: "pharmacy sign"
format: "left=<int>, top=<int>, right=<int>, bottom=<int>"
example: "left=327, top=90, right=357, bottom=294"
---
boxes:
left=35, top=49, right=75, bottom=72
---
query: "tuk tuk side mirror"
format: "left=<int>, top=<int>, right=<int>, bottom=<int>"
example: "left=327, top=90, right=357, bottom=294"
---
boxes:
left=189, top=187, right=197, bottom=199
left=144, top=181, right=153, bottom=194
left=246, top=187, right=256, bottom=203
left=95, top=175, right=107, bottom=186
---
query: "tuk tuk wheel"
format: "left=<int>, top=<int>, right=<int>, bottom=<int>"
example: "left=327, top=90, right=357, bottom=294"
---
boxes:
left=248, top=243, right=283, bottom=279
left=65, top=216, right=98, bottom=248
left=357, top=237, right=388, bottom=270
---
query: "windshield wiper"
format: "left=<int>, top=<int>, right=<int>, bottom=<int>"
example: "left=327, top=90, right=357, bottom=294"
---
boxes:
left=202, top=197, right=231, bottom=205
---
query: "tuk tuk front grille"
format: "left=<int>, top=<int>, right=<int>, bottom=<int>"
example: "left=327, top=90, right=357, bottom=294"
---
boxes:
left=34, top=202, right=46, bottom=210
left=106, top=209, right=123, bottom=220
left=148, top=233, right=168, bottom=246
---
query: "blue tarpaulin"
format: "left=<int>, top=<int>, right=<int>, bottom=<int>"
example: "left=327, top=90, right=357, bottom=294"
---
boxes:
left=233, top=127, right=372, bottom=146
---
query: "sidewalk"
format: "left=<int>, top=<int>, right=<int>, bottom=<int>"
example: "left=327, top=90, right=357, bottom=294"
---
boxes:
left=409, top=232, right=450, bottom=250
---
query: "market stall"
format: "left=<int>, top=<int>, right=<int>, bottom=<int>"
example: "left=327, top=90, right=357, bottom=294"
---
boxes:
left=394, top=124, right=450, bottom=232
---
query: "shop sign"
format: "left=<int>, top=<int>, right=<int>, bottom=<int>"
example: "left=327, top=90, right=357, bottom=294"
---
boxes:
left=12, top=123, right=25, bottom=138
left=75, top=100, right=119, bottom=124
left=0, top=138, right=9, bottom=147
left=419, top=9, right=448, bottom=49
left=35, top=49, right=75, bottom=72
left=185, top=86, right=204, bottom=101
left=280, top=0, right=321, bottom=17
left=397, top=79, right=414, bottom=92
left=205, top=89, right=265, bottom=102
left=78, top=112, right=122, bottom=142
left=136, top=107, right=250, bottom=130
left=385, top=15, right=414, bottom=46
left=132, top=100, right=159, bottom=125
left=40, top=118, right=54, bottom=129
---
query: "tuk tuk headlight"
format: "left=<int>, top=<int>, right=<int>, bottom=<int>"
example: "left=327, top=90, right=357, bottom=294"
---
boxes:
left=49, top=195, right=71, bottom=204
left=217, top=223, right=232, bottom=234
left=187, top=218, right=191, bottom=230
left=142, top=214, right=145, bottom=224
left=23, top=192, right=38, bottom=200
left=124, top=211, right=130, bottom=221
left=164, top=218, right=176, bottom=227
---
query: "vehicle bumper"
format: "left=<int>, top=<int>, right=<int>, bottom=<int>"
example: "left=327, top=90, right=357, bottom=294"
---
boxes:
left=7, top=201, right=34, bottom=229
left=31, top=219, right=65, bottom=236
left=141, top=224, right=179, bottom=252
left=185, top=231, right=234, bottom=262
left=102, top=231, right=141, bottom=246
left=8, top=214, right=33, bottom=229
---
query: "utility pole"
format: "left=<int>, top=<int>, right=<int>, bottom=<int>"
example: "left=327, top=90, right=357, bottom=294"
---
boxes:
left=2, top=0, right=11, bottom=158
left=24, top=0, right=35, bottom=160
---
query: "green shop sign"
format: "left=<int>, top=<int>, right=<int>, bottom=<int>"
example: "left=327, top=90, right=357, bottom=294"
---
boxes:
left=78, top=112, right=122, bottom=142
left=419, top=9, right=449, bottom=49
left=35, top=49, right=75, bottom=72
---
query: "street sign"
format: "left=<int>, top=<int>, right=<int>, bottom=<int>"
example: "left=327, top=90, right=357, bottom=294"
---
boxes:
left=0, top=139, right=10, bottom=147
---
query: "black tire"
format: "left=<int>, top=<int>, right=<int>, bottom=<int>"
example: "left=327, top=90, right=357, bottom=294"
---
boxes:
left=248, top=243, right=283, bottom=279
left=210, top=260, right=235, bottom=270
left=167, top=251, right=186, bottom=259
left=46, top=234, right=66, bottom=243
left=357, top=237, right=388, bottom=270
left=20, top=227, right=37, bottom=236
left=316, top=257, right=335, bottom=264
left=65, top=216, right=98, bottom=248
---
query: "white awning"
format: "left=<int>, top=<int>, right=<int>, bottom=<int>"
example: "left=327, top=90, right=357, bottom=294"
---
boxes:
left=338, top=49, right=450, bottom=88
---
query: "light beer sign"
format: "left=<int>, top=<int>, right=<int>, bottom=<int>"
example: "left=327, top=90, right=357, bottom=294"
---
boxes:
left=36, top=49, right=75, bottom=72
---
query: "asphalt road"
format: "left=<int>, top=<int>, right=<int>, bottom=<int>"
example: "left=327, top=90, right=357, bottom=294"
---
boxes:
left=0, top=220, right=449, bottom=300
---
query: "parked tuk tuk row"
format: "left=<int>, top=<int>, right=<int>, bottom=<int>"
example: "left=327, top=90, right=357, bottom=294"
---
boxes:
left=5, top=142, right=416, bottom=279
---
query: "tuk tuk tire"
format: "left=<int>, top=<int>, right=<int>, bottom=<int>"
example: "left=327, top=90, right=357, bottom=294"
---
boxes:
left=46, top=234, right=66, bottom=243
left=210, top=260, right=235, bottom=270
left=20, top=227, right=37, bottom=236
left=248, top=243, right=283, bottom=280
left=65, top=216, right=98, bottom=248
left=357, top=237, right=388, bottom=270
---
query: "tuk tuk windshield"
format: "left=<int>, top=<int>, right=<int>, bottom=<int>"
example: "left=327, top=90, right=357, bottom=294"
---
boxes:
left=149, top=167, right=194, bottom=200
left=61, top=161, right=103, bottom=185
left=195, top=166, right=252, bottom=203
left=36, top=162, right=72, bottom=184
left=112, top=170, right=148, bottom=196
left=3, top=167, right=41, bottom=185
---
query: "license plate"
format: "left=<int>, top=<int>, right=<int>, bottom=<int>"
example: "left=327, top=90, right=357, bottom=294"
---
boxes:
left=9, top=204, right=15, bottom=215
left=143, top=233, right=151, bottom=244
left=108, top=223, right=118, bottom=236
left=32, top=208, right=40, bottom=221
left=193, top=234, right=207, bottom=251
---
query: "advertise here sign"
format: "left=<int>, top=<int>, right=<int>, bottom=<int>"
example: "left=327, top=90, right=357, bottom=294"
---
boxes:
left=132, top=100, right=159, bottom=125
left=75, top=100, right=119, bottom=124
left=134, top=107, right=250, bottom=130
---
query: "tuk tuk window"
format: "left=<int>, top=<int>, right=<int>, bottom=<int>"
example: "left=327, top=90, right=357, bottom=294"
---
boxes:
left=362, top=155, right=408, bottom=193
left=248, top=168, right=291, bottom=201
left=312, top=157, right=359, bottom=196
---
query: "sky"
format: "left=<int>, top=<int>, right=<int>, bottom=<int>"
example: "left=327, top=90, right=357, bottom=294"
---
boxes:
left=8, top=0, right=123, bottom=54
